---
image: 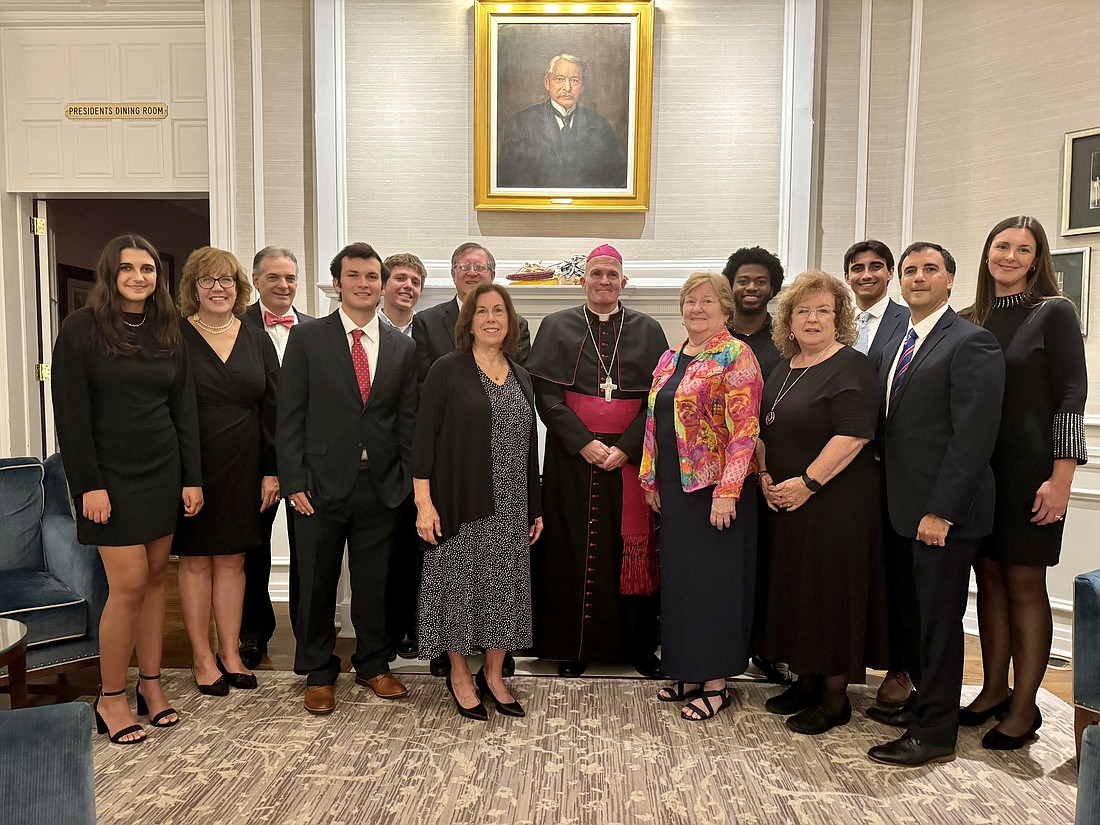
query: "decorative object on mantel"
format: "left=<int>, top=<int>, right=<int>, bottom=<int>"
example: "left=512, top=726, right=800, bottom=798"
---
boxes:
left=555, top=254, right=587, bottom=284
left=473, top=1, right=654, bottom=213
left=1061, top=126, right=1100, bottom=236
left=506, top=262, right=558, bottom=285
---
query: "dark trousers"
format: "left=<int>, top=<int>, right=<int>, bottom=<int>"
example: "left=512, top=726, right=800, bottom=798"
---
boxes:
left=241, top=500, right=299, bottom=645
left=292, top=468, right=398, bottom=686
left=384, top=493, right=421, bottom=648
left=889, top=531, right=979, bottom=748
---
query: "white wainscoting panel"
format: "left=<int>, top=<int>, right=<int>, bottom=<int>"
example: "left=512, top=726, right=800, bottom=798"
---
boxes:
left=2, top=26, right=207, bottom=192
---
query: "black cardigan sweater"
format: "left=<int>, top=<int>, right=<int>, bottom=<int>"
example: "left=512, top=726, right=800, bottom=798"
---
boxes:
left=412, top=350, right=541, bottom=543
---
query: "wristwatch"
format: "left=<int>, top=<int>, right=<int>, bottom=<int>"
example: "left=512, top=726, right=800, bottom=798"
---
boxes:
left=800, top=472, right=822, bottom=493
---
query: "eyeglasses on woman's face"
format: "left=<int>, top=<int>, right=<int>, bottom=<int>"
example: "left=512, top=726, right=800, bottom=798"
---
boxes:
left=197, top=275, right=236, bottom=289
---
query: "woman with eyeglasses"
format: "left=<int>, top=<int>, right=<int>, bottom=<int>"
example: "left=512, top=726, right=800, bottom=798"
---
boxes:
left=755, top=270, right=889, bottom=735
left=173, top=247, right=280, bottom=696
left=52, top=234, right=203, bottom=744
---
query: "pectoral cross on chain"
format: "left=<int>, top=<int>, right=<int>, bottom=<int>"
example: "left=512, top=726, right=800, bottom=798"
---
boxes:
left=599, top=374, right=618, bottom=403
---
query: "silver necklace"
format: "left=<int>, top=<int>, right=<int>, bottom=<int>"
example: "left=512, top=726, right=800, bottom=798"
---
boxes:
left=764, top=346, right=831, bottom=425
left=191, top=313, right=235, bottom=335
left=123, top=314, right=146, bottom=328
left=582, top=305, right=626, bottom=402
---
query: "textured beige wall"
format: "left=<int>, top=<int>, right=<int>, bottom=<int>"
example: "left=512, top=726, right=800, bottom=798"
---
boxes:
left=342, top=0, right=785, bottom=268
left=912, top=0, right=1100, bottom=410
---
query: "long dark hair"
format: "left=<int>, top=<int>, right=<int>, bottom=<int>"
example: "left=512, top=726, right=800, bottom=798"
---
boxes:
left=88, top=234, right=181, bottom=356
left=963, top=215, right=1061, bottom=326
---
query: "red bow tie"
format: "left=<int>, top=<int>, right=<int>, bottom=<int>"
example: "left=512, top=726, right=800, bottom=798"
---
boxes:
left=263, top=311, right=295, bottom=329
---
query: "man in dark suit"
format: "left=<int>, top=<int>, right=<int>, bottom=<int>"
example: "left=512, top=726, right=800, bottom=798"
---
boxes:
left=412, top=242, right=531, bottom=387
left=277, top=242, right=417, bottom=714
left=842, top=239, right=912, bottom=710
left=844, top=239, right=910, bottom=369
left=497, top=54, right=627, bottom=189
left=238, top=246, right=314, bottom=669
left=411, top=242, right=530, bottom=678
left=866, top=241, right=1005, bottom=766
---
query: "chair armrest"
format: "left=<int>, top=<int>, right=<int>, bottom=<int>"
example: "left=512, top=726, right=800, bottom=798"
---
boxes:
left=1074, top=570, right=1100, bottom=711
left=41, top=514, right=108, bottom=640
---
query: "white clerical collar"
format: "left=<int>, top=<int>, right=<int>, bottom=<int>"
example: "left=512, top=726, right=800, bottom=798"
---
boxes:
left=585, top=303, right=623, bottom=323
left=550, top=100, right=577, bottom=118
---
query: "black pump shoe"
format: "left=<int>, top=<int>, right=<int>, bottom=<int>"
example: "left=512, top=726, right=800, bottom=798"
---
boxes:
left=216, top=653, right=258, bottom=690
left=476, top=667, right=525, bottom=717
left=446, top=675, right=488, bottom=721
left=959, top=694, right=1012, bottom=727
left=192, top=666, right=230, bottom=697
left=982, top=708, right=1042, bottom=750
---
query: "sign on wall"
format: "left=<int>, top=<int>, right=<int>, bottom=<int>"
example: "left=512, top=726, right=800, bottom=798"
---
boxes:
left=65, top=102, right=168, bottom=120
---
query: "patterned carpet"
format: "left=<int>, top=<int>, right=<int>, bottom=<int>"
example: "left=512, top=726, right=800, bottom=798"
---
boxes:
left=89, top=671, right=1080, bottom=824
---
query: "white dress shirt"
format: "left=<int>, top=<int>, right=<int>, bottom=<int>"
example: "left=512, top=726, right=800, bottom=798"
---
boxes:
left=338, top=309, right=380, bottom=461
left=885, top=302, right=951, bottom=415
left=258, top=300, right=298, bottom=364
left=860, top=293, right=893, bottom=350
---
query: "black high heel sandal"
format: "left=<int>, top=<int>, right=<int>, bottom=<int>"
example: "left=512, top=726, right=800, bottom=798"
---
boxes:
left=476, top=667, right=525, bottom=717
left=94, top=689, right=146, bottom=745
left=446, top=675, right=488, bottom=721
left=136, top=673, right=179, bottom=728
left=216, top=653, right=258, bottom=690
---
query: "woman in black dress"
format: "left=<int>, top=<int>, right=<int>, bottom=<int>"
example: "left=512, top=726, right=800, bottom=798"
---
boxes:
left=52, top=235, right=203, bottom=744
left=174, top=248, right=279, bottom=695
left=961, top=216, right=1087, bottom=750
left=756, top=271, right=889, bottom=735
left=413, top=283, right=543, bottom=721
left=640, top=272, right=763, bottom=722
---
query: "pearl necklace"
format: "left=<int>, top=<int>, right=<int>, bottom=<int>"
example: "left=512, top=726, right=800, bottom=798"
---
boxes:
left=191, top=313, right=235, bottom=335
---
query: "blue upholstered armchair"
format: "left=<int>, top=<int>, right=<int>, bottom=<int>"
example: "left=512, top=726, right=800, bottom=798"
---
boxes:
left=1076, top=569, right=1100, bottom=762
left=0, top=455, right=107, bottom=683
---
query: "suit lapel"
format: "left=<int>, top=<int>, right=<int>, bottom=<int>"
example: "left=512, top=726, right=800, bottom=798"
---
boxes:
left=323, top=311, right=363, bottom=403
left=869, top=300, right=906, bottom=362
left=442, top=298, right=458, bottom=347
left=368, top=324, right=394, bottom=409
left=887, top=309, right=955, bottom=417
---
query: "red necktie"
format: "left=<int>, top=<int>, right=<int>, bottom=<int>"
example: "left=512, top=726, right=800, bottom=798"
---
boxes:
left=350, top=329, right=372, bottom=404
left=263, top=311, right=295, bottom=329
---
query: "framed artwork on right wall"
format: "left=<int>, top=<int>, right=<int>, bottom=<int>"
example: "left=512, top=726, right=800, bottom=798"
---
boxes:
left=1062, top=126, right=1100, bottom=236
left=1051, top=246, right=1091, bottom=335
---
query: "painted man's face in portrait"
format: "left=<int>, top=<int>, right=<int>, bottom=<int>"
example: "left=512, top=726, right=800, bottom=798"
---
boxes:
left=544, top=59, right=584, bottom=110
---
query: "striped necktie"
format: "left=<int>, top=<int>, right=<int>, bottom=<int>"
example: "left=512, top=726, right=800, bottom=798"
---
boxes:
left=889, top=328, right=918, bottom=406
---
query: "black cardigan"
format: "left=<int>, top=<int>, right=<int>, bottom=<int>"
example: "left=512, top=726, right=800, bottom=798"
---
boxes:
left=412, top=350, right=541, bottom=543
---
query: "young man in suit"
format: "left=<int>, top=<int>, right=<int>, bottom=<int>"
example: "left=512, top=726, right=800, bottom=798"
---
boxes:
left=842, top=239, right=912, bottom=710
left=843, top=240, right=910, bottom=369
left=238, top=246, right=314, bottom=669
left=867, top=242, right=1005, bottom=766
left=277, top=242, right=417, bottom=714
left=410, top=242, right=530, bottom=678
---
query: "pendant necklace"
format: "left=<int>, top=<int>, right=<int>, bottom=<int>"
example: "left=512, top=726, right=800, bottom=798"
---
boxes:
left=191, top=313, right=235, bottom=335
left=583, top=305, right=626, bottom=402
left=764, top=345, right=831, bottom=425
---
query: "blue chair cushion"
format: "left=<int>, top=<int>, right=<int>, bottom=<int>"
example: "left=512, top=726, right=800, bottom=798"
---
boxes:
left=1075, top=570, right=1100, bottom=712
left=0, top=570, right=87, bottom=647
left=1078, top=724, right=1100, bottom=825
left=0, top=458, right=45, bottom=572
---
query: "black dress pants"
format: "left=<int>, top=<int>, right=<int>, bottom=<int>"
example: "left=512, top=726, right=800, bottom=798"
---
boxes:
left=241, top=500, right=299, bottom=645
left=890, top=531, right=979, bottom=748
left=385, top=492, right=421, bottom=649
left=292, top=468, right=398, bottom=686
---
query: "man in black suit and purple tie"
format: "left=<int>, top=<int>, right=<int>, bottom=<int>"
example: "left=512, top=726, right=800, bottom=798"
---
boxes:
left=277, top=242, right=416, bottom=714
left=866, top=241, right=1005, bottom=766
left=238, top=247, right=314, bottom=669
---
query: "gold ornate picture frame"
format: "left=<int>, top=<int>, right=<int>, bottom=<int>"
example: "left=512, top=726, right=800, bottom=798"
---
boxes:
left=474, top=1, right=654, bottom=212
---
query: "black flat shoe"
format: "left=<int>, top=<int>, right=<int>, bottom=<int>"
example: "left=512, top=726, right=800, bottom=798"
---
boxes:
left=959, top=694, right=1012, bottom=727
left=239, top=639, right=266, bottom=670
left=216, top=654, right=258, bottom=689
left=94, top=689, right=146, bottom=745
left=982, top=708, right=1042, bottom=750
left=192, top=667, right=230, bottom=697
left=476, top=667, right=525, bottom=717
left=681, top=687, right=731, bottom=721
left=633, top=653, right=664, bottom=679
left=558, top=660, right=587, bottom=677
left=136, top=673, right=179, bottom=727
left=396, top=634, right=418, bottom=659
left=657, top=681, right=704, bottom=703
left=445, top=675, right=488, bottom=721
left=786, top=699, right=851, bottom=735
left=430, top=654, right=452, bottom=677
left=764, top=680, right=820, bottom=715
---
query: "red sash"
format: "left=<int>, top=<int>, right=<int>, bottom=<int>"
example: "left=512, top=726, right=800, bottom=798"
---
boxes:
left=564, top=391, right=658, bottom=597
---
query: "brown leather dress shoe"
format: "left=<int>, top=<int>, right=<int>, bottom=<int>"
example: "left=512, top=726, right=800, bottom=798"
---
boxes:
left=356, top=671, right=408, bottom=699
left=304, top=685, right=336, bottom=714
left=875, top=670, right=913, bottom=707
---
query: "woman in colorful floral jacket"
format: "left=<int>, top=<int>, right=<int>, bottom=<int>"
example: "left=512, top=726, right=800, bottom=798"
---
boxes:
left=640, top=271, right=763, bottom=721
